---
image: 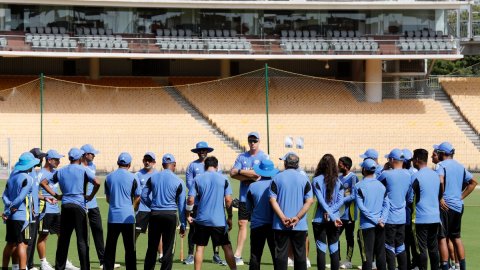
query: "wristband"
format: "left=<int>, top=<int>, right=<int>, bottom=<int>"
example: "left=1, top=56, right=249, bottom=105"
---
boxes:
left=238, top=169, right=242, bottom=175
left=186, top=204, right=194, bottom=211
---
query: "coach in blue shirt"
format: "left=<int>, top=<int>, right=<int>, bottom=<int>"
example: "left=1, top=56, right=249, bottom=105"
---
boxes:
left=2, top=152, right=37, bottom=270
left=378, top=148, right=411, bottom=270
left=246, top=159, right=278, bottom=270
left=40, top=147, right=100, bottom=270
left=269, top=152, right=313, bottom=270
left=230, top=132, right=269, bottom=265
left=104, top=152, right=141, bottom=270
left=355, top=159, right=389, bottom=270
left=141, top=153, right=186, bottom=270
left=434, top=142, right=477, bottom=270
left=184, top=142, right=225, bottom=265
left=408, top=148, right=440, bottom=270
left=187, top=156, right=237, bottom=270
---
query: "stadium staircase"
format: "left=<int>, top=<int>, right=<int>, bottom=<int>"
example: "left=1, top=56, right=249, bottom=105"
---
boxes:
left=163, top=86, right=245, bottom=154
left=435, top=87, right=480, bottom=151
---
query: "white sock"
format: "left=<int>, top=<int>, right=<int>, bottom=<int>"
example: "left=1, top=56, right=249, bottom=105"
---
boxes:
left=40, top=258, right=47, bottom=263
left=12, top=264, right=19, bottom=270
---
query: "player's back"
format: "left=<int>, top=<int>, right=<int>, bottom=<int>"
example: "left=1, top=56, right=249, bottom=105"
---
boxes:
left=193, top=171, right=231, bottom=227
left=379, top=169, right=411, bottom=224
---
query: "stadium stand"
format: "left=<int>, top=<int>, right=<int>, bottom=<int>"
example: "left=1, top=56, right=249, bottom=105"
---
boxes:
left=0, top=77, right=238, bottom=171
left=440, top=77, right=480, bottom=134
left=175, top=71, right=480, bottom=170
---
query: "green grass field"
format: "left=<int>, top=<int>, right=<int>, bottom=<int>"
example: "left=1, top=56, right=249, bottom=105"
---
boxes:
left=1, top=174, right=479, bottom=269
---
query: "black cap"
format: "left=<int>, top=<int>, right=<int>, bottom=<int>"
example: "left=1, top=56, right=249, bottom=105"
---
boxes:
left=30, top=148, right=47, bottom=159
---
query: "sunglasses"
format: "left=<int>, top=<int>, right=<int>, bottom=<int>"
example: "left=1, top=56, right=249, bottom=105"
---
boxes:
left=248, top=139, right=259, bottom=144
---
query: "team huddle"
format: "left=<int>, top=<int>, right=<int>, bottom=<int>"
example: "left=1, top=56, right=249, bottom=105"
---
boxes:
left=2, top=132, right=478, bottom=270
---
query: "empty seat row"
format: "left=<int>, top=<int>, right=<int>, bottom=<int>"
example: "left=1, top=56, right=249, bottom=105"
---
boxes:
left=283, top=41, right=378, bottom=53
left=156, top=29, right=193, bottom=37
left=79, top=35, right=123, bottom=43
left=85, top=40, right=128, bottom=50
left=75, top=27, right=113, bottom=36
left=25, top=34, right=70, bottom=43
left=29, top=26, right=67, bottom=35
left=281, top=37, right=373, bottom=43
left=31, top=39, right=77, bottom=49
left=201, top=29, right=238, bottom=38
left=0, top=37, right=7, bottom=47
left=327, top=30, right=363, bottom=38
left=405, top=29, right=444, bottom=38
left=398, top=41, right=456, bottom=52
left=206, top=41, right=252, bottom=52
left=158, top=41, right=205, bottom=51
left=399, top=37, right=452, bottom=42
left=281, top=30, right=318, bottom=38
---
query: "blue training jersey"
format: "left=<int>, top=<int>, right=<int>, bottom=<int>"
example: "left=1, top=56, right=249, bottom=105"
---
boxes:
left=141, top=169, right=186, bottom=228
left=85, top=162, right=98, bottom=209
left=29, top=169, right=43, bottom=218
left=339, top=172, right=358, bottom=221
left=246, top=177, right=274, bottom=229
left=355, top=177, right=389, bottom=229
left=52, top=164, right=96, bottom=210
left=269, top=169, right=313, bottom=231
left=436, top=159, right=473, bottom=213
left=409, top=167, right=441, bottom=224
left=312, top=175, right=344, bottom=223
left=378, top=169, right=411, bottom=225
left=189, top=171, right=232, bottom=227
left=105, top=168, right=141, bottom=224
left=3, top=171, right=33, bottom=227
left=39, top=168, right=59, bottom=216
left=233, top=151, right=269, bottom=202
left=135, top=168, right=157, bottom=213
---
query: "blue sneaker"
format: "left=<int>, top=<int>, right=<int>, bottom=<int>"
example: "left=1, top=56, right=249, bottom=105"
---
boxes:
left=183, top=254, right=194, bottom=265
left=213, top=254, right=227, bottom=266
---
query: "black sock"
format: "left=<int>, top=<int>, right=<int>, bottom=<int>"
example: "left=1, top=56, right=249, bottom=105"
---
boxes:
left=2, top=267, right=9, bottom=270
left=459, top=259, right=466, bottom=270
left=441, top=261, right=450, bottom=270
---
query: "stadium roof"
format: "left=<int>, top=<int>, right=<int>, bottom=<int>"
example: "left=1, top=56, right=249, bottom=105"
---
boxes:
left=0, top=0, right=466, bottom=10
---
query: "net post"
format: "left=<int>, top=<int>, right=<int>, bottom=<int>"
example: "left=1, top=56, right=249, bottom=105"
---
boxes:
left=265, top=63, right=270, bottom=155
left=40, top=73, right=44, bottom=150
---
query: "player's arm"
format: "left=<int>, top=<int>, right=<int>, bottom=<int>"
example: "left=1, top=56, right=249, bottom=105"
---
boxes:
left=40, top=173, right=60, bottom=199
left=132, top=177, right=141, bottom=211
left=461, top=178, right=477, bottom=200
left=355, top=186, right=378, bottom=224
left=269, top=180, right=289, bottom=227
left=85, top=173, right=100, bottom=202
left=2, top=183, right=11, bottom=207
left=105, top=181, right=110, bottom=204
left=330, top=184, right=345, bottom=216
left=291, top=181, right=314, bottom=227
left=10, top=177, right=33, bottom=211
left=140, top=178, right=152, bottom=208
left=225, top=194, right=233, bottom=231
left=230, top=167, right=258, bottom=182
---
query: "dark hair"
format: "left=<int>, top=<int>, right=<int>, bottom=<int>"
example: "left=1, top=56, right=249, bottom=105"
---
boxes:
left=314, top=154, right=338, bottom=203
left=339, top=156, right=352, bottom=170
left=413, top=148, right=428, bottom=163
left=362, top=168, right=376, bottom=176
left=284, top=153, right=299, bottom=169
left=204, top=156, right=218, bottom=170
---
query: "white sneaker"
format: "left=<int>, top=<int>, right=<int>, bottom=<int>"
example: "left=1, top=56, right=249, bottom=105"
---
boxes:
left=41, top=261, right=55, bottom=270
left=357, top=266, right=362, bottom=270
left=306, top=258, right=311, bottom=268
left=288, top=258, right=294, bottom=267
left=372, top=261, right=377, bottom=270
left=234, top=256, right=244, bottom=266
left=326, top=264, right=331, bottom=269
left=99, top=264, right=121, bottom=269
left=66, top=260, right=80, bottom=270
left=340, top=261, right=353, bottom=269
left=29, top=267, right=39, bottom=270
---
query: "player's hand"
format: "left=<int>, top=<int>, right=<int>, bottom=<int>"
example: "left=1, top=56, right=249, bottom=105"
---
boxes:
left=289, top=216, right=300, bottom=228
left=440, top=198, right=449, bottom=211
left=84, top=194, right=93, bottom=202
left=334, top=219, right=343, bottom=227
left=378, top=219, right=384, bottom=228
left=45, top=197, right=56, bottom=204
left=323, top=213, right=329, bottom=221
left=280, top=216, right=291, bottom=227
left=179, top=226, right=186, bottom=238
left=2, top=213, right=7, bottom=221
left=227, top=218, right=233, bottom=231
left=187, top=216, right=194, bottom=224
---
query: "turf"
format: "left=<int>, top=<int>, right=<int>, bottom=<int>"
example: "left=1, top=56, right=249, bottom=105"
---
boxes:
left=0, top=174, right=479, bottom=269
